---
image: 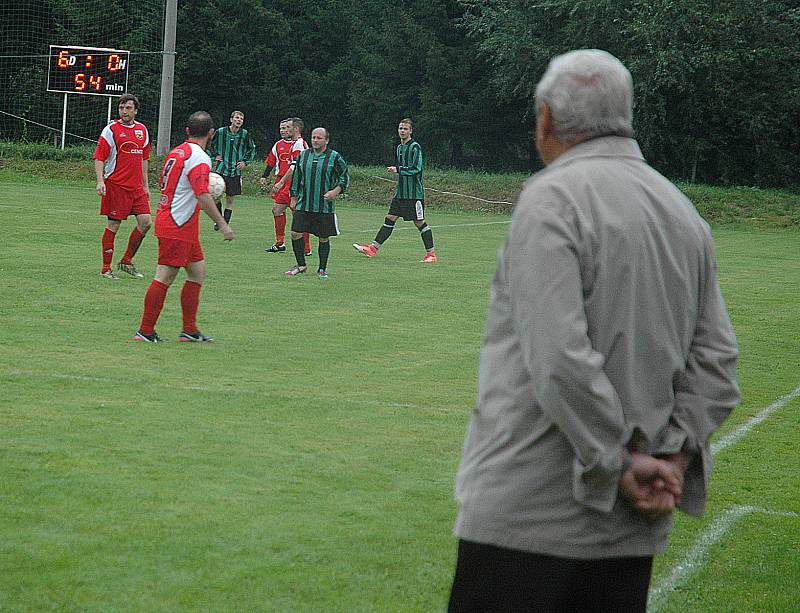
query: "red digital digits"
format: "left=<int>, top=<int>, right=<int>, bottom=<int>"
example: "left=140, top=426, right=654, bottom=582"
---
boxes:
left=58, top=50, right=71, bottom=69
left=108, top=54, right=121, bottom=72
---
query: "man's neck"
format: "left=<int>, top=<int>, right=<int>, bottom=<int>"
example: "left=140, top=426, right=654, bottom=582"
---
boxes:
left=400, top=137, right=411, bottom=145
left=313, top=146, right=327, bottom=155
left=229, top=125, right=240, bottom=133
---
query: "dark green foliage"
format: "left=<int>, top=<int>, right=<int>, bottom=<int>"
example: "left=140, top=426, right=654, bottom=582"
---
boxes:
left=459, top=0, right=800, bottom=187
left=3, top=1, right=799, bottom=185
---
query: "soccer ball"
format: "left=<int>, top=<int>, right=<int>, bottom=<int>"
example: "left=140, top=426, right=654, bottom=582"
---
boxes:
left=208, top=172, right=226, bottom=201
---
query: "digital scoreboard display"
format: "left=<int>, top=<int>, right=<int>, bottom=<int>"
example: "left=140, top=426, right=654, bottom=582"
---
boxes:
left=47, top=45, right=130, bottom=96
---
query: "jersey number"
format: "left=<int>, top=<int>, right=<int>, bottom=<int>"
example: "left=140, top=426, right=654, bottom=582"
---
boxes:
left=160, top=158, right=177, bottom=191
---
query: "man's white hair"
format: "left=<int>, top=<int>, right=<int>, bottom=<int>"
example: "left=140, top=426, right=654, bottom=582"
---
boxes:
left=535, top=49, right=633, bottom=142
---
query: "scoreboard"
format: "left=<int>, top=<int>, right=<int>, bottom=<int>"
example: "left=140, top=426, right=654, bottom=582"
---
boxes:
left=47, top=45, right=130, bottom=96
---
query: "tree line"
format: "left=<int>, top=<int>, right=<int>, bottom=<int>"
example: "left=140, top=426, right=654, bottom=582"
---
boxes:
left=5, top=0, right=800, bottom=187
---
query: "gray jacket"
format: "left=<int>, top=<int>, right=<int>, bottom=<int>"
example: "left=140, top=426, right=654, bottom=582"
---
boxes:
left=454, top=136, right=739, bottom=559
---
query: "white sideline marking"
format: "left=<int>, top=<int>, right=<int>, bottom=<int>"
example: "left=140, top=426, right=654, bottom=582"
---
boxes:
left=368, top=174, right=514, bottom=205
left=353, top=220, right=511, bottom=233
left=3, top=370, right=417, bottom=409
left=647, top=506, right=798, bottom=612
left=711, top=384, right=800, bottom=455
left=651, top=385, right=800, bottom=610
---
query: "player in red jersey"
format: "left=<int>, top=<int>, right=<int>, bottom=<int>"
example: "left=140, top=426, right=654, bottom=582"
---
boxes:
left=134, top=111, right=234, bottom=344
left=261, top=117, right=311, bottom=256
left=93, top=93, right=151, bottom=279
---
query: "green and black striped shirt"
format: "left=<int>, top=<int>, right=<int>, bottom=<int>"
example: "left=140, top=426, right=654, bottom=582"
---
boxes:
left=395, top=140, right=424, bottom=200
left=207, top=126, right=256, bottom=177
left=290, top=148, right=349, bottom=214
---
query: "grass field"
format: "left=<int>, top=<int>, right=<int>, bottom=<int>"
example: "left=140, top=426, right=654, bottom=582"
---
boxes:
left=1, top=177, right=799, bottom=612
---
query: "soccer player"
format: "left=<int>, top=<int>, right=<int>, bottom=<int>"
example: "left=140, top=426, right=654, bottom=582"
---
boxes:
left=260, top=117, right=312, bottom=256
left=353, top=118, right=437, bottom=263
left=206, top=110, right=256, bottom=229
left=284, top=127, right=349, bottom=279
left=93, top=93, right=151, bottom=279
left=134, top=111, right=234, bottom=344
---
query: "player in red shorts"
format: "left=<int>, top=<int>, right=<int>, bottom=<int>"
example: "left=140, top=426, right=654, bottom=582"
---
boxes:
left=261, top=117, right=311, bottom=256
left=134, top=111, right=234, bottom=343
left=93, top=93, right=152, bottom=279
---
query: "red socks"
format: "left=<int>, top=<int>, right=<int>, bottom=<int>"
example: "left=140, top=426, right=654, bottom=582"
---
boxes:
left=139, top=280, right=203, bottom=335
left=139, top=280, right=169, bottom=334
left=120, top=227, right=145, bottom=264
left=275, top=213, right=286, bottom=245
left=274, top=213, right=309, bottom=252
left=101, top=228, right=116, bottom=272
left=180, top=280, right=202, bottom=334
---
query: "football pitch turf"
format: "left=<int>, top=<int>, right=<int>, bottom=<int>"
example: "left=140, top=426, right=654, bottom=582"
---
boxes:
left=1, top=181, right=799, bottom=611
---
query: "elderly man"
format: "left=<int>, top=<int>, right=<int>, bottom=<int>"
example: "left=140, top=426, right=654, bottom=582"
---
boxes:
left=449, top=49, right=739, bottom=612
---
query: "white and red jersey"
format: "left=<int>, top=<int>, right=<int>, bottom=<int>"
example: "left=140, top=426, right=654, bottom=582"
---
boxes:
left=155, top=142, right=211, bottom=242
left=265, top=137, right=308, bottom=178
left=93, top=120, right=150, bottom=191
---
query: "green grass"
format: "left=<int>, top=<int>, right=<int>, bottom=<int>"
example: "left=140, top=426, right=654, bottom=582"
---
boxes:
left=1, top=177, right=799, bottom=612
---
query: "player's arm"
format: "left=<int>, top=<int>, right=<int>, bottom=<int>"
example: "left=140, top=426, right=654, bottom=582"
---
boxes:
left=188, top=163, right=234, bottom=240
left=324, top=155, right=348, bottom=200
left=94, top=159, right=107, bottom=196
left=142, top=159, right=149, bottom=192
left=199, top=193, right=234, bottom=240
left=93, top=133, right=111, bottom=196
left=244, top=132, right=257, bottom=165
left=398, top=144, right=423, bottom=176
left=235, top=132, right=256, bottom=171
left=206, top=130, right=218, bottom=159
left=275, top=166, right=293, bottom=192
left=288, top=156, right=303, bottom=207
left=260, top=164, right=274, bottom=189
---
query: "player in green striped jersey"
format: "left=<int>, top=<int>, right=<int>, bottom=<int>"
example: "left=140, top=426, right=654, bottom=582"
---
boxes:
left=353, top=118, right=437, bottom=263
left=206, top=110, right=256, bottom=228
left=285, top=127, right=349, bottom=278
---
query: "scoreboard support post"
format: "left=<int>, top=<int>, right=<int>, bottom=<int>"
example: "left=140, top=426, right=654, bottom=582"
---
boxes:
left=61, top=93, right=68, bottom=150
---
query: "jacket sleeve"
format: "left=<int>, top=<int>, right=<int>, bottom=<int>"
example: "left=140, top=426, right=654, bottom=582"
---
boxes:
left=661, top=234, right=739, bottom=516
left=509, top=196, right=631, bottom=513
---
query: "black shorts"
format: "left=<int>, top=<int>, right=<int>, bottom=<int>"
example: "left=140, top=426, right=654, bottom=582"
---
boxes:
left=291, top=209, right=340, bottom=238
left=389, top=198, right=425, bottom=221
left=222, top=175, right=242, bottom=197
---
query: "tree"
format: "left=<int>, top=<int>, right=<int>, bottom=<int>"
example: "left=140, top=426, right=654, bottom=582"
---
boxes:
left=458, top=0, right=800, bottom=186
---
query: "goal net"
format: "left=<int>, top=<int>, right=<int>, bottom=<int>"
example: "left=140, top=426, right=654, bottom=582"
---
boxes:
left=0, top=0, right=165, bottom=147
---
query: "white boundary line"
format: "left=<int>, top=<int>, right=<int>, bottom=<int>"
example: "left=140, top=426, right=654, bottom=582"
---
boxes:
left=369, top=174, right=514, bottom=205
left=649, top=384, right=800, bottom=610
left=2, top=370, right=417, bottom=409
left=351, top=219, right=511, bottom=233
left=711, top=385, right=800, bottom=455
left=647, top=506, right=798, bottom=612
